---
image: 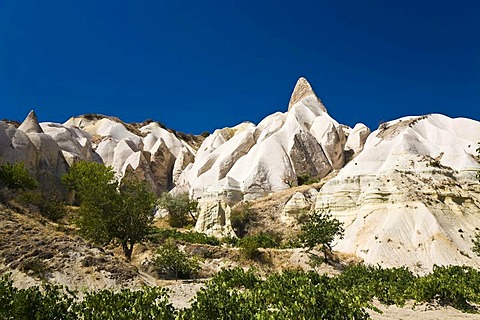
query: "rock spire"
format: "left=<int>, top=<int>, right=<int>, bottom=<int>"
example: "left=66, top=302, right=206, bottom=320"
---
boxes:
left=288, top=77, right=327, bottom=112
left=18, top=110, right=44, bottom=134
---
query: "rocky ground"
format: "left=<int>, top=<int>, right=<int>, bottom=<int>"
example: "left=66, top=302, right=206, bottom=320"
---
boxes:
left=0, top=203, right=152, bottom=291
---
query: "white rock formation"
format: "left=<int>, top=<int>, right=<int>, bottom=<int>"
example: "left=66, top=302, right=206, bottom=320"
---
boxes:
left=0, top=121, right=38, bottom=170
left=178, top=77, right=347, bottom=203
left=64, top=115, right=196, bottom=194
left=281, top=191, right=311, bottom=225
left=194, top=199, right=236, bottom=238
left=0, top=111, right=69, bottom=192
left=345, top=123, right=371, bottom=155
left=315, top=114, right=480, bottom=272
left=176, top=77, right=349, bottom=236
left=1, top=112, right=198, bottom=196
left=40, top=122, right=98, bottom=165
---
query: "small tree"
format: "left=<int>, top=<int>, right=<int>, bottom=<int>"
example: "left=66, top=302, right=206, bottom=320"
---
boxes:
left=299, top=210, right=344, bottom=263
left=157, top=193, right=198, bottom=228
left=62, top=161, right=156, bottom=261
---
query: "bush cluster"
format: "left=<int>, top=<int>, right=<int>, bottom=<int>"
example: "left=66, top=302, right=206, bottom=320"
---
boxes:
left=4, top=265, right=480, bottom=318
left=0, top=274, right=174, bottom=320
left=153, top=241, right=200, bottom=279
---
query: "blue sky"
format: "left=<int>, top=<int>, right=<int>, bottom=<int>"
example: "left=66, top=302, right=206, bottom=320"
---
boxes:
left=0, top=1, right=479, bottom=134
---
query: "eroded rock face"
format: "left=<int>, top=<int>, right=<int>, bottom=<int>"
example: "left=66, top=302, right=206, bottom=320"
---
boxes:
left=315, top=114, right=480, bottom=272
left=18, top=110, right=43, bottom=134
left=63, top=115, right=197, bottom=195
left=0, top=111, right=69, bottom=194
left=288, top=77, right=327, bottom=113
left=344, top=123, right=370, bottom=155
left=40, top=122, right=98, bottom=165
left=177, top=77, right=348, bottom=203
left=1, top=112, right=199, bottom=197
left=194, top=199, right=236, bottom=238
left=181, top=77, right=350, bottom=235
left=0, top=122, right=38, bottom=170
left=280, top=189, right=318, bottom=227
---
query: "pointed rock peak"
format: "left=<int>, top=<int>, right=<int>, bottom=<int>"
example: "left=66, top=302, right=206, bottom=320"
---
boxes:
left=18, top=110, right=44, bottom=134
left=288, top=77, right=327, bottom=113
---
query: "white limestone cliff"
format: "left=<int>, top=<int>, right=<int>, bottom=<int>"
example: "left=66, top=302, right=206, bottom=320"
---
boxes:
left=315, top=114, right=480, bottom=272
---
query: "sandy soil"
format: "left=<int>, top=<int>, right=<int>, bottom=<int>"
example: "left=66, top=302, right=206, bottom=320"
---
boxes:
left=370, top=300, right=480, bottom=320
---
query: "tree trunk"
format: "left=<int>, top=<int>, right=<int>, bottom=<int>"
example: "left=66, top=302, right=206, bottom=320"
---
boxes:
left=189, top=211, right=197, bottom=224
left=122, top=241, right=134, bottom=262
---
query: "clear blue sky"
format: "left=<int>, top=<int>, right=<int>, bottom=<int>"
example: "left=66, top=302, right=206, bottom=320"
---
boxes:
left=0, top=1, right=479, bottom=134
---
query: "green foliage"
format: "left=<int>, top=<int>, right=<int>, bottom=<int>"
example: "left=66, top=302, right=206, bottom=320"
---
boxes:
left=0, top=162, right=37, bottom=192
left=4, top=265, right=480, bottom=318
left=238, top=236, right=262, bottom=260
left=335, top=264, right=417, bottom=306
left=299, top=210, right=344, bottom=262
left=153, top=241, right=200, bottom=279
left=410, top=265, right=480, bottom=311
left=0, top=274, right=174, bottom=320
left=230, top=203, right=255, bottom=237
left=61, top=161, right=116, bottom=205
left=62, top=161, right=156, bottom=261
left=76, top=287, right=175, bottom=320
left=157, top=192, right=198, bottom=228
left=149, top=227, right=221, bottom=246
left=181, top=268, right=370, bottom=320
left=208, top=267, right=261, bottom=289
left=235, top=232, right=282, bottom=260
left=473, top=233, right=480, bottom=257
left=16, top=191, right=67, bottom=221
left=0, top=274, right=76, bottom=320
left=39, top=195, right=67, bottom=221
left=18, top=258, right=51, bottom=280
left=297, top=173, right=319, bottom=186
left=114, top=179, right=157, bottom=260
left=233, top=231, right=282, bottom=248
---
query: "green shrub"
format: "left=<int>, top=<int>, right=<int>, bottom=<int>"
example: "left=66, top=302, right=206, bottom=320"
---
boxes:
left=157, top=193, right=198, bottom=228
left=209, top=267, right=260, bottom=289
left=235, top=231, right=282, bottom=248
left=153, top=241, right=200, bottom=279
left=238, top=236, right=262, bottom=260
left=336, top=264, right=416, bottom=306
left=230, top=203, right=255, bottom=237
left=62, top=161, right=156, bottom=261
left=410, top=265, right=480, bottom=311
left=16, top=191, right=67, bottom=222
left=0, top=162, right=37, bottom=191
left=297, top=173, right=319, bottom=186
left=76, top=287, right=174, bottom=320
left=0, top=274, right=76, bottom=320
left=181, top=268, right=370, bottom=320
left=38, top=195, right=67, bottom=221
